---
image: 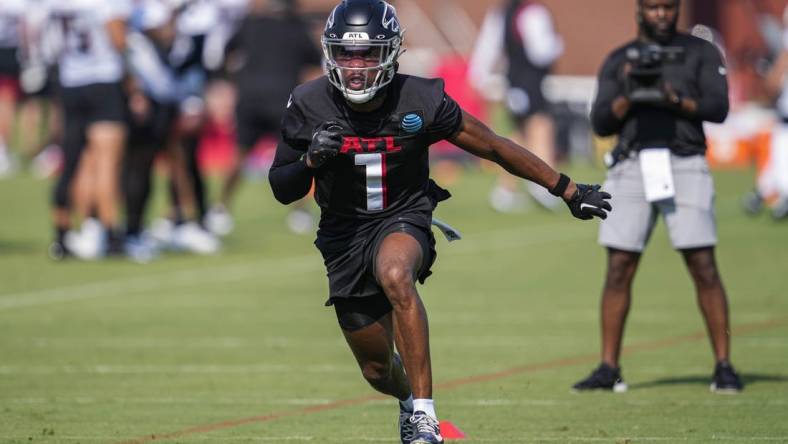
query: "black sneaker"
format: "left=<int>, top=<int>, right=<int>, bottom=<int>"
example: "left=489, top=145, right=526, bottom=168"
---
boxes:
left=710, top=361, right=743, bottom=394
left=48, top=240, right=71, bottom=261
left=741, top=190, right=763, bottom=215
left=572, top=363, right=628, bottom=392
left=772, top=198, right=788, bottom=220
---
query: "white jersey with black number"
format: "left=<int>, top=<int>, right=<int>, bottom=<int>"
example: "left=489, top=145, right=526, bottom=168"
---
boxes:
left=176, top=0, right=219, bottom=37
left=48, top=0, right=132, bottom=88
left=0, top=0, right=25, bottom=49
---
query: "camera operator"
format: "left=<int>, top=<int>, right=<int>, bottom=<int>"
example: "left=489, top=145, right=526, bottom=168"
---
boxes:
left=573, top=0, right=743, bottom=393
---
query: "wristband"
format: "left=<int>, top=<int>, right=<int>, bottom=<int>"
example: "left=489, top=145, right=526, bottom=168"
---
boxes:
left=549, top=173, right=570, bottom=197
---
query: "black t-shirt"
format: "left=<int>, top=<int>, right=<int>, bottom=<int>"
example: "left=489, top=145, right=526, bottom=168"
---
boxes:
left=590, top=33, right=729, bottom=155
left=227, top=14, right=322, bottom=106
left=270, top=74, right=463, bottom=227
left=503, top=1, right=551, bottom=92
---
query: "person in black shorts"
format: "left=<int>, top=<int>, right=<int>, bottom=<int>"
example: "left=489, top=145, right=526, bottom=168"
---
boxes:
left=207, top=0, right=323, bottom=236
left=48, top=1, right=131, bottom=260
left=269, top=1, right=612, bottom=443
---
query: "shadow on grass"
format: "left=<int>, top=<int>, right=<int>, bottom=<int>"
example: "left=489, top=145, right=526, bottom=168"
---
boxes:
left=629, top=373, right=788, bottom=390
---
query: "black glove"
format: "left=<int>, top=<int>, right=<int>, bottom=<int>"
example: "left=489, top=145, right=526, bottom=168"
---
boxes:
left=306, top=121, right=343, bottom=168
left=566, top=184, right=612, bottom=220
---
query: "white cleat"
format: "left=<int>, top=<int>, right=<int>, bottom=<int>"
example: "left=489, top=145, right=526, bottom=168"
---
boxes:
left=171, top=222, right=220, bottom=255
left=527, top=181, right=561, bottom=210
left=489, top=185, right=529, bottom=213
left=124, top=232, right=160, bottom=263
left=205, top=205, right=235, bottom=237
left=64, top=222, right=106, bottom=260
left=0, top=146, right=17, bottom=178
left=149, top=218, right=175, bottom=248
left=286, top=208, right=315, bottom=235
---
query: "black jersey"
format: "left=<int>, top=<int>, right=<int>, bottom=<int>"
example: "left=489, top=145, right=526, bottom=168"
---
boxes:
left=503, top=1, right=551, bottom=93
left=227, top=14, right=321, bottom=106
left=271, top=74, right=463, bottom=223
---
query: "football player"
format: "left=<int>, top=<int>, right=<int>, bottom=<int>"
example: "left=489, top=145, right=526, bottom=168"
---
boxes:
left=269, top=1, right=611, bottom=443
left=0, top=0, right=25, bottom=177
left=47, top=0, right=131, bottom=259
left=207, top=0, right=324, bottom=237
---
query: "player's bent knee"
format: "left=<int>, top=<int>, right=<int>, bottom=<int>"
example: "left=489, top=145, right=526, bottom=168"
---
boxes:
left=360, top=360, right=391, bottom=385
left=377, top=264, right=414, bottom=295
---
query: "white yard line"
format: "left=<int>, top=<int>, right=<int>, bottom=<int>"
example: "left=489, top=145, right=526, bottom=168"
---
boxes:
left=0, top=225, right=587, bottom=311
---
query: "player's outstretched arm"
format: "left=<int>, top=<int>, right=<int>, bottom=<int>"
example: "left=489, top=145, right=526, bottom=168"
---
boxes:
left=448, top=111, right=612, bottom=220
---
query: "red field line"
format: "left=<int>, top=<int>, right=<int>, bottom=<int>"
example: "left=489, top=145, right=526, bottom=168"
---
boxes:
left=119, top=316, right=788, bottom=443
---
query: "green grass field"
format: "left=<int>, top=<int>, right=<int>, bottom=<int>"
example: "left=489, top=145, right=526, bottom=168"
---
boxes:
left=1, top=165, right=787, bottom=443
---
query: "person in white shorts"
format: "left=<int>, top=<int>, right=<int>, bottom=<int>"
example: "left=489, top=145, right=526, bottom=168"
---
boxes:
left=572, top=0, right=742, bottom=394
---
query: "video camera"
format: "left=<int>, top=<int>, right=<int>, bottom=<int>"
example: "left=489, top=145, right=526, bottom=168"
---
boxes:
left=625, top=44, right=685, bottom=104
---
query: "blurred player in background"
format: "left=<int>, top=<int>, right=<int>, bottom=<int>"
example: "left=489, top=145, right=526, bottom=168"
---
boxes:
left=750, top=7, right=788, bottom=219
left=469, top=0, right=564, bottom=213
left=270, top=1, right=611, bottom=442
left=47, top=0, right=131, bottom=260
left=16, top=0, right=63, bottom=180
left=0, top=0, right=25, bottom=177
left=123, top=0, right=187, bottom=261
left=206, top=0, right=323, bottom=236
left=147, top=0, right=249, bottom=255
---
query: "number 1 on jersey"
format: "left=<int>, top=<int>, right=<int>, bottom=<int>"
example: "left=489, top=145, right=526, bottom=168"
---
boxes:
left=355, top=153, right=387, bottom=211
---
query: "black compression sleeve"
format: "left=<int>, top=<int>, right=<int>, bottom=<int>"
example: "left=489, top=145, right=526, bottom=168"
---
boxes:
left=590, top=53, right=627, bottom=137
left=268, top=139, right=314, bottom=205
left=692, top=42, right=729, bottom=123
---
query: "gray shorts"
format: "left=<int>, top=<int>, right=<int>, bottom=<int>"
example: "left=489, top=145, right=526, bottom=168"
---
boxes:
left=599, top=153, right=717, bottom=252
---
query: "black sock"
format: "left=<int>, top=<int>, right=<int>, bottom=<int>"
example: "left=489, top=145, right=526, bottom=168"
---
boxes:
left=55, top=227, right=67, bottom=244
left=107, top=228, right=125, bottom=255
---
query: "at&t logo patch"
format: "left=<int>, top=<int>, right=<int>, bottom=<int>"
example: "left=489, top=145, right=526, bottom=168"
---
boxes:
left=401, top=113, right=423, bottom=133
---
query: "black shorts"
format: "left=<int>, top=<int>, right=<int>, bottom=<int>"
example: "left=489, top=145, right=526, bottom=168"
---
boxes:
left=61, top=82, right=126, bottom=125
left=506, top=85, right=550, bottom=126
left=235, top=98, right=282, bottom=150
left=0, top=47, right=20, bottom=77
left=317, top=210, right=437, bottom=331
left=128, top=100, right=177, bottom=151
